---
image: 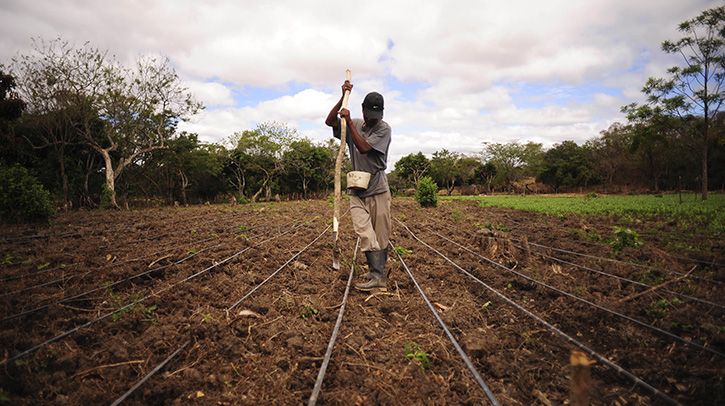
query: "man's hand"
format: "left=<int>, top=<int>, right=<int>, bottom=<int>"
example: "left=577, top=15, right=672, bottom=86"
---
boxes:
left=342, top=80, right=353, bottom=95
left=339, top=108, right=351, bottom=121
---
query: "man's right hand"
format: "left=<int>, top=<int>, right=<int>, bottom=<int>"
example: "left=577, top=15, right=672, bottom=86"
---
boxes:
left=342, top=80, right=353, bottom=96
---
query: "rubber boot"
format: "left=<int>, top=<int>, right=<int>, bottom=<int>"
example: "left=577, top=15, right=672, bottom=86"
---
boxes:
left=355, top=249, right=388, bottom=291
left=359, top=248, right=388, bottom=280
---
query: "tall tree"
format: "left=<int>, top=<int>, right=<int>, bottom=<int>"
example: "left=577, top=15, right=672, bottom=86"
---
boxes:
left=394, top=152, right=430, bottom=186
left=630, top=6, right=724, bottom=199
left=538, top=141, right=597, bottom=192
left=482, top=141, right=544, bottom=191
left=429, top=149, right=461, bottom=195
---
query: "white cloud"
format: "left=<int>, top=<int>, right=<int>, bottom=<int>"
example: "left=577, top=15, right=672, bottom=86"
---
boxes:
left=2, top=0, right=721, bottom=168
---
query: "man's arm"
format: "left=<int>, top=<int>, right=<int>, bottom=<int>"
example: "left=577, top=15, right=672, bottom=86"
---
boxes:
left=339, top=108, right=372, bottom=154
left=325, top=81, right=353, bottom=128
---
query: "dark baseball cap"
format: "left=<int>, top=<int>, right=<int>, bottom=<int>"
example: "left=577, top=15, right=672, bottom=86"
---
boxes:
left=362, top=92, right=384, bottom=119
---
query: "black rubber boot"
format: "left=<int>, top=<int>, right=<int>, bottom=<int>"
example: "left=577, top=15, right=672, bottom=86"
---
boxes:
left=359, top=248, right=388, bottom=280
left=355, top=249, right=388, bottom=291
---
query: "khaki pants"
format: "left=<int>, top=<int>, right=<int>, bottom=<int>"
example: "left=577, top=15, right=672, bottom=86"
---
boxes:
left=349, top=191, right=391, bottom=252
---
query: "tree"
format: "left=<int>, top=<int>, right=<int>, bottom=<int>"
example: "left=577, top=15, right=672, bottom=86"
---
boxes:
left=473, top=162, right=497, bottom=193
left=429, top=149, right=460, bottom=195
left=482, top=141, right=544, bottom=191
left=394, top=152, right=429, bottom=186
left=630, top=6, right=724, bottom=200
left=538, top=141, right=597, bottom=192
left=11, top=38, right=202, bottom=209
left=283, top=138, right=333, bottom=198
left=227, top=121, right=296, bottom=201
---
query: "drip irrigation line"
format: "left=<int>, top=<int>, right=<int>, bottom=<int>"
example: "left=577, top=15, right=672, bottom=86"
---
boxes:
left=0, top=269, right=90, bottom=298
left=226, top=224, right=332, bottom=313
left=516, top=239, right=721, bottom=285
left=0, top=214, right=270, bottom=298
left=308, top=237, right=360, bottom=406
left=2, top=221, right=306, bottom=323
left=397, top=220, right=681, bottom=406
left=392, top=241, right=501, bottom=406
left=0, top=263, right=81, bottom=283
left=511, top=243, right=725, bottom=310
left=0, top=223, right=303, bottom=366
left=426, top=229, right=724, bottom=358
left=109, top=340, right=191, bottom=406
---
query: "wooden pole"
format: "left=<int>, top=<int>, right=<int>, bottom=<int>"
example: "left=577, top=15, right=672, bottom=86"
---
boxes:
left=332, top=69, right=351, bottom=270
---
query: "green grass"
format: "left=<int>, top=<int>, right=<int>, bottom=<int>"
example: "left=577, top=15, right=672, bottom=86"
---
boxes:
left=443, top=193, right=725, bottom=233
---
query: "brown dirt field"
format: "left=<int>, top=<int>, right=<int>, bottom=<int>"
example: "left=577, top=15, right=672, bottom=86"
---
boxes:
left=1, top=199, right=723, bottom=405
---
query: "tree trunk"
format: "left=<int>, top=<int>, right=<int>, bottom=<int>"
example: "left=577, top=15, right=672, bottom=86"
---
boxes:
left=100, top=150, right=119, bottom=209
left=58, top=146, right=70, bottom=210
left=701, top=140, right=708, bottom=200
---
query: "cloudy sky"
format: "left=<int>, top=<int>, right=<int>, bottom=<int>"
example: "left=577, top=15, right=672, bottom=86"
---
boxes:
left=1, top=0, right=718, bottom=166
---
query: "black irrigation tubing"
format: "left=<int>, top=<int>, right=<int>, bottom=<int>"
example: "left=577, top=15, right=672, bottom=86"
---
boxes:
left=0, top=223, right=303, bottom=366
left=517, top=239, right=722, bottom=285
left=425, top=228, right=725, bottom=358
left=109, top=340, right=191, bottom=406
left=308, top=237, right=360, bottom=406
left=392, top=241, right=501, bottom=406
left=1, top=220, right=306, bottom=323
left=397, top=221, right=681, bottom=406
left=0, top=211, right=241, bottom=283
left=0, top=263, right=81, bottom=283
left=108, top=220, right=334, bottom=405
left=0, top=212, right=268, bottom=296
left=225, top=223, right=332, bottom=314
left=0, top=269, right=93, bottom=298
left=510, top=242, right=725, bottom=310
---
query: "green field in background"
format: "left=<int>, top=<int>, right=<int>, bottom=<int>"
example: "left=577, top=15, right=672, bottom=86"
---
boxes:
left=442, top=193, right=725, bottom=233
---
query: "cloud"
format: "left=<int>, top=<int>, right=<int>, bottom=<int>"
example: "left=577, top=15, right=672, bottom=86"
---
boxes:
left=2, top=0, right=720, bottom=168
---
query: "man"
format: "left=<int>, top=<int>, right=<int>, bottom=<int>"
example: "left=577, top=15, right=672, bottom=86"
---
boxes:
left=325, top=80, right=391, bottom=291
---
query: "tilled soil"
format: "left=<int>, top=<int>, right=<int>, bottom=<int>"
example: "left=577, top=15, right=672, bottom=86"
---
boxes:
left=1, top=199, right=723, bottom=405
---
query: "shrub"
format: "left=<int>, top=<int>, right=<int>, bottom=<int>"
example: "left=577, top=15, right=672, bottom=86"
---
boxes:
left=100, top=183, right=113, bottom=209
left=415, top=176, right=438, bottom=207
left=0, top=164, right=54, bottom=223
left=610, top=226, right=643, bottom=253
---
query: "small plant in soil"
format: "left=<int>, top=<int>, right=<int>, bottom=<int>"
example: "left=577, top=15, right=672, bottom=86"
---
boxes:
left=647, top=297, right=683, bottom=318
left=238, top=225, right=248, bottom=233
left=609, top=226, right=643, bottom=253
left=404, top=342, right=431, bottom=370
left=2, top=255, right=13, bottom=265
left=394, top=246, right=412, bottom=256
left=450, top=209, right=464, bottom=223
left=300, top=303, right=319, bottom=319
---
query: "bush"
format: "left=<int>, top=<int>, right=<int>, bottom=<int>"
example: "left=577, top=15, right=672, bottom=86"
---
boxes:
left=610, top=226, right=643, bottom=253
left=0, top=164, right=54, bottom=223
left=415, top=176, right=438, bottom=207
left=100, top=183, right=113, bottom=209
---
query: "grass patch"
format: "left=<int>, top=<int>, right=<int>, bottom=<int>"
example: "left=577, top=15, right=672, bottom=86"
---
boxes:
left=442, top=193, right=725, bottom=233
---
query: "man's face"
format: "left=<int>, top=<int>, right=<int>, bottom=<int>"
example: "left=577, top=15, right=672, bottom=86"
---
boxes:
left=363, top=110, right=380, bottom=127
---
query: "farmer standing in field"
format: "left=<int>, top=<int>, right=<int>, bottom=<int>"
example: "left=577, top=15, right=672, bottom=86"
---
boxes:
left=325, top=80, right=392, bottom=291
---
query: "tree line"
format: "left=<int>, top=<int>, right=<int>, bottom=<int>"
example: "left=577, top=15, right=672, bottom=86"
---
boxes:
left=0, top=6, right=722, bottom=212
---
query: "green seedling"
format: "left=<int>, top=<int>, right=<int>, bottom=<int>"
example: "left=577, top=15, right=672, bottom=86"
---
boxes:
left=394, top=246, right=411, bottom=256
left=609, top=226, right=643, bottom=254
left=201, top=313, right=214, bottom=323
left=300, top=303, right=319, bottom=319
left=404, top=342, right=431, bottom=370
left=238, top=225, right=248, bottom=233
left=36, top=262, right=50, bottom=270
left=2, top=255, right=13, bottom=265
left=647, top=297, right=682, bottom=318
left=481, top=301, right=492, bottom=311
left=140, top=304, right=157, bottom=321
left=450, top=209, right=464, bottom=223
left=188, top=248, right=199, bottom=255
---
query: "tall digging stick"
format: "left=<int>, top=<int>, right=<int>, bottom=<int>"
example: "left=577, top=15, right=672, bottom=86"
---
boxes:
left=332, top=69, right=352, bottom=270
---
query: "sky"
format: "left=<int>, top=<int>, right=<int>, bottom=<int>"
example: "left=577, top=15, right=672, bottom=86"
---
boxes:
left=0, top=0, right=719, bottom=167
